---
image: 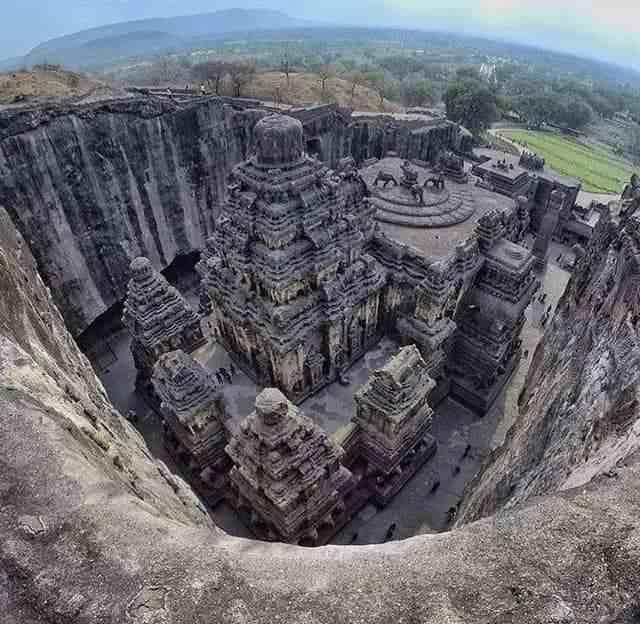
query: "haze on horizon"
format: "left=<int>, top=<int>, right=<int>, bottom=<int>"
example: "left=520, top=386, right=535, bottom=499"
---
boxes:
left=1, top=0, right=638, bottom=71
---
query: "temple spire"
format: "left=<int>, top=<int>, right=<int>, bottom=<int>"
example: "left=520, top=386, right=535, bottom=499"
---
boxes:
left=123, top=257, right=205, bottom=394
left=226, top=388, right=358, bottom=545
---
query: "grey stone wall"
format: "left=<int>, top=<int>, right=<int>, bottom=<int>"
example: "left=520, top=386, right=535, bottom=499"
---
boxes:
left=1, top=201, right=640, bottom=623
left=0, top=98, right=264, bottom=335
left=457, top=210, right=640, bottom=523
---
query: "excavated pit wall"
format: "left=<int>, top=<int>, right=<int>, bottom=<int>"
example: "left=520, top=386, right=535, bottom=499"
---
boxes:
left=0, top=98, right=462, bottom=337
left=0, top=97, right=267, bottom=336
left=1, top=203, right=640, bottom=622
left=458, top=210, right=640, bottom=524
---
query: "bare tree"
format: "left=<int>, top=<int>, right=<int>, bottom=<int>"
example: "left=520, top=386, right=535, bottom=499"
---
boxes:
left=228, top=62, right=256, bottom=98
left=281, top=44, right=292, bottom=88
left=346, top=70, right=365, bottom=104
left=192, top=60, right=229, bottom=95
left=365, top=71, right=398, bottom=111
left=150, top=55, right=181, bottom=86
left=311, top=61, right=336, bottom=97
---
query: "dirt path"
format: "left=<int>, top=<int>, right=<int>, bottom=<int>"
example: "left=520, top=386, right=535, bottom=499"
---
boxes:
left=487, top=127, right=524, bottom=154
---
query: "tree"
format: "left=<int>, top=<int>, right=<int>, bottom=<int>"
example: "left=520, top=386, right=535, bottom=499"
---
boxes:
left=562, top=98, right=593, bottom=129
left=192, top=61, right=229, bottom=95
left=346, top=70, right=365, bottom=104
left=444, top=77, right=498, bottom=134
left=149, top=55, right=181, bottom=86
left=228, top=62, right=256, bottom=97
left=310, top=60, right=337, bottom=96
left=281, top=44, right=292, bottom=88
left=401, top=77, right=435, bottom=107
left=378, top=55, right=424, bottom=81
left=365, top=71, right=399, bottom=111
left=513, top=94, right=563, bottom=128
left=455, top=66, right=482, bottom=82
left=629, top=125, right=640, bottom=160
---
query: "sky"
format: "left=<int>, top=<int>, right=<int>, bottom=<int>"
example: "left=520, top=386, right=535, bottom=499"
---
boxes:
left=0, top=0, right=638, bottom=70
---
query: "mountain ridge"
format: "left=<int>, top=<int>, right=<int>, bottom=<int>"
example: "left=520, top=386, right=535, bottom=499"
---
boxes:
left=0, top=9, right=312, bottom=70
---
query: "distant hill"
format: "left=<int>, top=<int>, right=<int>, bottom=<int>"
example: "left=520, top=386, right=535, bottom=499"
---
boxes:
left=3, top=9, right=312, bottom=71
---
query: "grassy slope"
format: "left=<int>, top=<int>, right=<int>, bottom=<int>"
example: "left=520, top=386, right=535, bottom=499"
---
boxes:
left=499, top=129, right=636, bottom=193
left=245, top=72, right=403, bottom=113
left=0, top=68, right=120, bottom=104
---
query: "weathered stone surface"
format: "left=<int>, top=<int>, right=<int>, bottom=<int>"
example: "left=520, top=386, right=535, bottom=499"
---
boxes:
left=532, top=189, right=564, bottom=270
left=123, top=256, right=204, bottom=390
left=0, top=97, right=265, bottom=335
left=203, top=113, right=384, bottom=402
left=458, top=206, right=640, bottom=523
left=226, top=388, right=356, bottom=544
left=2, top=206, right=640, bottom=622
left=0, top=99, right=465, bottom=337
left=152, top=349, right=230, bottom=505
left=0, top=204, right=212, bottom=528
left=351, top=346, right=437, bottom=504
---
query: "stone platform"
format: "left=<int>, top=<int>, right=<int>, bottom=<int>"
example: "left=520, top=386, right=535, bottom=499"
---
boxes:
left=361, top=157, right=476, bottom=228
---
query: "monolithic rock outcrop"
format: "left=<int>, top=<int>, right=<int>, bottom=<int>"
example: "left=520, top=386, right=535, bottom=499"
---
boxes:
left=0, top=98, right=464, bottom=337
left=0, top=203, right=212, bottom=532
left=0, top=97, right=266, bottom=335
left=458, top=209, right=640, bottom=524
left=2, top=193, right=640, bottom=621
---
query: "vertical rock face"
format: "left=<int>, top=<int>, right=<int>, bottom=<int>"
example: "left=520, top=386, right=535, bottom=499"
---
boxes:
left=458, top=209, right=640, bottom=523
left=0, top=98, right=265, bottom=335
left=0, top=205, right=211, bottom=535
left=2, top=204, right=640, bottom=624
left=0, top=99, right=464, bottom=337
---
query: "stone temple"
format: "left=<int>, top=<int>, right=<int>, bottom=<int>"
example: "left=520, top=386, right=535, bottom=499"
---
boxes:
left=152, top=350, right=231, bottom=504
left=3, top=81, right=640, bottom=621
left=226, top=388, right=358, bottom=545
left=122, top=257, right=205, bottom=397
left=116, top=109, right=579, bottom=545
left=348, top=345, right=437, bottom=505
left=199, top=114, right=537, bottom=415
left=201, top=114, right=383, bottom=402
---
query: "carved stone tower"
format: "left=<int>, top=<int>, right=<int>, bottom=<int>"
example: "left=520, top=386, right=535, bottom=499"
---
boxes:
left=351, top=345, right=437, bottom=504
left=226, top=388, right=358, bottom=545
left=201, top=114, right=385, bottom=403
left=397, top=261, right=458, bottom=405
left=152, top=350, right=230, bottom=505
left=451, top=237, right=537, bottom=412
left=533, top=189, right=564, bottom=271
left=122, top=257, right=205, bottom=395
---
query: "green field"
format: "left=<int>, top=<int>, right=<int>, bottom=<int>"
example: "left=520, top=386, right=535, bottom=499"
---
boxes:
left=498, top=129, right=637, bottom=194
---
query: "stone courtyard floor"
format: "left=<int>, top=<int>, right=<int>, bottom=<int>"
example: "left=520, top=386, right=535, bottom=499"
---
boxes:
left=79, top=250, right=572, bottom=545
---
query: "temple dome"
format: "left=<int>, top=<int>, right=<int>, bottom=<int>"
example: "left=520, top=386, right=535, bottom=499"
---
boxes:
left=255, top=388, right=289, bottom=425
left=130, top=256, right=153, bottom=279
left=254, top=114, right=304, bottom=167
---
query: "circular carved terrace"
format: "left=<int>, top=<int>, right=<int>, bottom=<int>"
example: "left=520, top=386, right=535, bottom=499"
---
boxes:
left=361, top=158, right=476, bottom=228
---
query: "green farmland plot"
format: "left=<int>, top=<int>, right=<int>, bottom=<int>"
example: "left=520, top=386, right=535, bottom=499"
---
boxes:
left=498, top=129, right=637, bottom=194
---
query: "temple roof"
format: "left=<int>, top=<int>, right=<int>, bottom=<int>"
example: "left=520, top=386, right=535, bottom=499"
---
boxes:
left=122, top=257, right=200, bottom=349
left=152, top=350, right=225, bottom=432
left=355, top=345, right=435, bottom=424
left=226, top=389, right=345, bottom=509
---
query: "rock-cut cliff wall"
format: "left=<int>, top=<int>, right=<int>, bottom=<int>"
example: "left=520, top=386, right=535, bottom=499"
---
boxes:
left=459, top=209, right=640, bottom=523
left=0, top=97, right=265, bottom=335
left=2, top=203, right=640, bottom=624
